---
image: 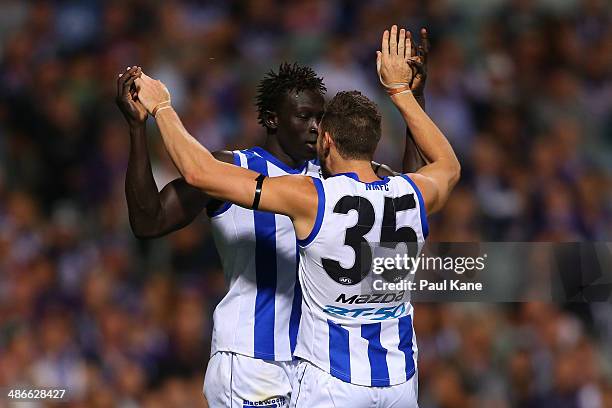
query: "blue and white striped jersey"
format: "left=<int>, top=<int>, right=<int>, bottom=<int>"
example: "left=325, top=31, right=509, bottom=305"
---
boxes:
left=209, top=147, right=320, bottom=361
left=294, top=172, right=429, bottom=386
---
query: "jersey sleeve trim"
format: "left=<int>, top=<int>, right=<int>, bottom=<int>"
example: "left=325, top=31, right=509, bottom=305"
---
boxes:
left=400, top=175, right=429, bottom=239
left=207, top=151, right=241, bottom=217
left=297, top=177, right=325, bottom=247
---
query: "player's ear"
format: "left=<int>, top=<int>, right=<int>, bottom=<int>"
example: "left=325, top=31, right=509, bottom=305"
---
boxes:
left=322, top=131, right=333, bottom=155
left=263, top=110, right=278, bottom=130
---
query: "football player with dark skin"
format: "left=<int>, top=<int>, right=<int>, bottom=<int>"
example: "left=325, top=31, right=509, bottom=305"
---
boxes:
left=116, top=31, right=429, bottom=238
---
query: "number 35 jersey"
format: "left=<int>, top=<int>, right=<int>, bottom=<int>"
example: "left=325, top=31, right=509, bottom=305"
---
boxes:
left=294, top=172, right=429, bottom=387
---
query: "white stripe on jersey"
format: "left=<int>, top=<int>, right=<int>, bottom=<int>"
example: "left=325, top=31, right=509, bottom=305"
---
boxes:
left=209, top=147, right=320, bottom=361
left=294, top=172, right=427, bottom=386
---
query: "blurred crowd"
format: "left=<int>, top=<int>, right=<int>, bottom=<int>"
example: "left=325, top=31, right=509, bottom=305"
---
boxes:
left=0, top=0, right=611, bottom=407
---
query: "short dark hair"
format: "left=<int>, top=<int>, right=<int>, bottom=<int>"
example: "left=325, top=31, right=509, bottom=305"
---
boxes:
left=320, top=91, right=382, bottom=160
left=256, top=62, right=326, bottom=127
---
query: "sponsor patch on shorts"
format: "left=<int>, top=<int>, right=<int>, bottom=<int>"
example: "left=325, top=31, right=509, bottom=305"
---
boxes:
left=243, top=396, right=287, bottom=407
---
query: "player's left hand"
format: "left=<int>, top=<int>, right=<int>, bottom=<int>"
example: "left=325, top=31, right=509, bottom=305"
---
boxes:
left=134, top=73, right=171, bottom=115
left=116, top=66, right=147, bottom=126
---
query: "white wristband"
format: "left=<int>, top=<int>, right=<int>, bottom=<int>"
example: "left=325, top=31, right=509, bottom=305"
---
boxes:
left=154, top=105, right=173, bottom=117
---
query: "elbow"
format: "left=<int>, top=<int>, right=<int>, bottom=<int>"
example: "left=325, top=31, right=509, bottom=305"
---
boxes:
left=184, top=167, right=215, bottom=195
left=133, top=231, right=152, bottom=240
left=450, top=159, right=461, bottom=187
left=129, top=216, right=166, bottom=239
left=132, top=227, right=166, bottom=240
left=130, top=222, right=157, bottom=240
left=181, top=158, right=210, bottom=190
left=183, top=153, right=220, bottom=192
left=183, top=169, right=205, bottom=190
left=183, top=171, right=198, bottom=188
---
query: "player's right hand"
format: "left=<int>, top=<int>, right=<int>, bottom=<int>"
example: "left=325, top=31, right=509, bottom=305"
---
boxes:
left=134, top=73, right=171, bottom=116
left=116, top=66, right=147, bottom=126
left=377, top=25, right=414, bottom=87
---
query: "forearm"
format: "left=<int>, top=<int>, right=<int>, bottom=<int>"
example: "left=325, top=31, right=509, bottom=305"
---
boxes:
left=125, top=123, right=165, bottom=235
left=136, top=75, right=268, bottom=211
left=413, top=94, right=425, bottom=110
left=403, top=94, right=428, bottom=173
left=372, top=95, right=427, bottom=176
left=154, top=108, right=217, bottom=186
left=393, top=92, right=458, bottom=172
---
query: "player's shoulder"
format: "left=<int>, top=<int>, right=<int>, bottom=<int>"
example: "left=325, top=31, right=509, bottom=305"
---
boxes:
left=397, top=172, right=439, bottom=214
left=399, top=173, right=434, bottom=193
left=402, top=172, right=427, bottom=183
left=217, top=148, right=263, bottom=168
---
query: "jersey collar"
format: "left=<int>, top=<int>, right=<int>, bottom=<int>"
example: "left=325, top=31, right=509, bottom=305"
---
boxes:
left=250, top=146, right=308, bottom=174
left=331, top=172, right=390, bottom=185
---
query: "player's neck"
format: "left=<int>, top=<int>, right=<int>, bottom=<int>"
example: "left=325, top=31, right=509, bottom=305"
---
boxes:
left=330, top=159, right=380, bottom=183
left=262, top=136, right=304, bottom=169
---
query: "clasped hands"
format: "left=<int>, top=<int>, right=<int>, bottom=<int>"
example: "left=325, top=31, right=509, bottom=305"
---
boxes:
left=116, top=66, right=173, bottom=121
left=377, top=25, right=428, bottom=96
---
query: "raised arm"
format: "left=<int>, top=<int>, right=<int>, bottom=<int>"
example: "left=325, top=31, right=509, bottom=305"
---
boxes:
left=402, top=28, right=430, bottom=173
left=117, top=67, right=232, bottom=238
left=133, top=72, right=319, bottom=240
left=378, top=25, right=460, bottom=214
left=372, top=28, right=430, bottom=177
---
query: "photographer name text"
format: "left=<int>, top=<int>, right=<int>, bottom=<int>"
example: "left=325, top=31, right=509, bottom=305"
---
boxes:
left=373, top=279, right=483, bottom=292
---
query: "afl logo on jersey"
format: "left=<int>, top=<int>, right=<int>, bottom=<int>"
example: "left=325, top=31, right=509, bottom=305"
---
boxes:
left=339, top=276, right=353, bottom=285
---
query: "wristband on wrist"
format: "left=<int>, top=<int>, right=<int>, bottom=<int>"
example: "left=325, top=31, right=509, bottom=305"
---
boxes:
left=390, top=90, right=413, bottom=97
left=152, top=100, right=172, bottom=117
left=154, top=105, right=173, bottom=117
left=378, top=74, right=410, bottom=90
left=386, top=85, right=412, bottom=96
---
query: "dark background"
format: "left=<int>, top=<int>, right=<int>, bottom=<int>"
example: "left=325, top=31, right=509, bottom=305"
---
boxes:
left=0, top=0, right=611, bottom=406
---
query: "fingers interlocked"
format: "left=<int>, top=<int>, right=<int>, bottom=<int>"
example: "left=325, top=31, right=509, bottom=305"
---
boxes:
left=117, top=66, right=141, bottom=100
